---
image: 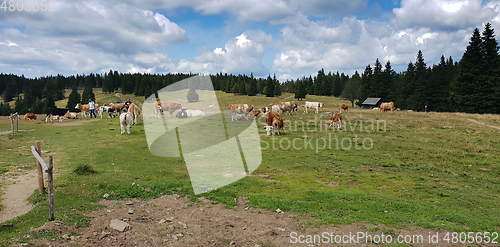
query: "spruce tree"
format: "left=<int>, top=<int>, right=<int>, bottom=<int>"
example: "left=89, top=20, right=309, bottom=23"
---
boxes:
left=66, top=85, right=81, bottom=110
left=451, top=28, right=483, bottom=113
left=481, top=23, right=500, bottom=113
left=187, top=88, right=199, bottom=102
left=81, top=80, right=95, bottom=103
left=407, top=50, right=429, bottom=111
left=294, top=81, right=306, bottom=100
left=342, top=71, right=361, bottom=107
left=265, top=75, right=274, bottom=97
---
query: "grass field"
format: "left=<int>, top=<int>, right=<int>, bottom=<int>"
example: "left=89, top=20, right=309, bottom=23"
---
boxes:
left=1, top=89, right=499, bottom=245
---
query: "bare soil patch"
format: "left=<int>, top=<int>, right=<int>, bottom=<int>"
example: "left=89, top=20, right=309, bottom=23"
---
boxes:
left=19, top=195, right=492, bottom=246
left=44, top=118, right=100, bottom=127
left=0, top=170, right=37, bottom=223
left=0, top=129, right=35, bottom=136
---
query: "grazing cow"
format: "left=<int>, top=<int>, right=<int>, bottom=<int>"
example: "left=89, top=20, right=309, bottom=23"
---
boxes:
left=45, top=108, right=69, bottom=122
left=340, top=103, right=349, bottom=113
left=250, top=109, right=262, bottom=118
left=24, top=113, right=37, bottom=120
left=379, top=102, right=394, bottom=113
left=271, top=104, right=281, bottom=113
left=75, top=103, right=100, bottom=117
left=291, top=103, right=298, bottom=112
left=185, top=109, right=206, bottom=117
left=276, top=101, right=295, bottom=115
left=229, top=104, right=254, bottom=121
left=120, top=112, right=132, bottom=135
left=263, top=110, right=280, bottom=136
left=8, top=113, right=18, bottom=120
left=128, top=103, right=141, bottom=125
left=302, top=101, right=324, bottom=113
left=329, top=113, right=343, bottom=130
left=271, top=116, right=285, bottom=136
left=154, top=102, right=182, bottom=118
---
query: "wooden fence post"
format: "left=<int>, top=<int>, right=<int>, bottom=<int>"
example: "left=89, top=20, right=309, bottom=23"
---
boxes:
left=35, top=142, right=46, bottom=194
left=10, top=114, right=14, bottom=137
left=48, top=156, right=54, bottom=220
left=16, top=113, right=18, bottom=132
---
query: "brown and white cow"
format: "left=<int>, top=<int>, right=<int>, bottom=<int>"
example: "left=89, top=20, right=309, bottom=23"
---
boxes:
left=302, top=101, right=324, bottom=113
left=75, top=103, right=100, bottom=117
left=154, top=101, right=182, bottom=118
left=263, top=110, right=280, bottom=136
left=339, top=103, right=348, bottom=113
left=276, top=101, right=296, bottom=115
left=271, top=116, right=285, bottom=136
left=24, top=113, right=37, bottom=120
left=329, top=113, right=343, bottom=130
left=128, top=103, right=141, bottom=125
left=229, top=104, right=254, bottom=121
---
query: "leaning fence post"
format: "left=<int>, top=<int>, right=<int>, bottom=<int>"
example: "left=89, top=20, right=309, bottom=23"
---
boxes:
left=48, top=156, right=54, bottom=220
left=35, top=142, right=46, bottom=194
left=16, top=113, right=18, bottom=132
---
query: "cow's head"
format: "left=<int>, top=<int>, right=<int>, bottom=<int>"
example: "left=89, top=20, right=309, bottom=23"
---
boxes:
left=264, top=126, right=273, bottom=136
left=75, top=103, right=80, bottom=109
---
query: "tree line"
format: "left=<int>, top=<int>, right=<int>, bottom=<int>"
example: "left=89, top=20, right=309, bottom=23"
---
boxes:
left=0, top=23, right=498, bottom=115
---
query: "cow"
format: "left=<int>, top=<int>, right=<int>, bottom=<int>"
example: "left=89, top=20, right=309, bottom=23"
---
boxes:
left=128, top=103, right=141, bottom=125
left=276, top=101, right=296, bottom=115
left=107, top=103, right=126, bottom=116
left=75, top=103, right=100, bottom=117
left=229, top=104, right=254, bottom=121
left=99, top=106, right=117, bottom=118
left=395, top=108, right=401, bottom=111
left=271, top=116, right=285, bottom=136
left=302, top=101, right=324, bottom=113
left=185, top=109, right=206, bottom=117
left=291, top=103, right=298, bottom=112
left=120, top=112, right=132, bottom=135
left=8, top=113, right=18, bottom=120
left=329, top=113, right=343, bottom=130
left=50, top=115, right=67, bottom=122
left=379, top=102, right=394, bottom=113
left=271, top=104, right=281, bottom=113
left=45, top=108, right=69, bottom=123
left=63, top=112, right=78, bottom=119
left=263, top=110, right=280, bottom=136
left=340, top=103, right=349, bottom=113
left=23, top=113, right=36, bottom=120
left=154, top=102, right=182, bottom=118
left=250, top=109, right=262, bottom=118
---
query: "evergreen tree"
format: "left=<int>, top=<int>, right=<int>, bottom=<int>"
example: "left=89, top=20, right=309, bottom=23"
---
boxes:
left=481, top=23, right=500, bottom=113
left=294, top=80, right=306, bottom=100
left=451, top=28, right=483, bottom=113
left=407, top=50, right=429, bottom=111
left=359, top=65, right=373, bottom=105
left=247, top=78, right=257, bottom=96
left=265, top=75, right=275, bottom=97
left=187, top=88, right=199, bottom=102
left=342, top=71, right=361, bottom=107
left=66, top=85, right=81, bottom=110
left=81, top=80, right=95, bottom=103
left=144, top=84, right=152, bottom=100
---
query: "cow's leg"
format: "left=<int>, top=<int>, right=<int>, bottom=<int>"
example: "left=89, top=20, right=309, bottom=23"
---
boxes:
left=121, top=123, right=125, bottom=135
left=127, top=123, right=131, bottom=135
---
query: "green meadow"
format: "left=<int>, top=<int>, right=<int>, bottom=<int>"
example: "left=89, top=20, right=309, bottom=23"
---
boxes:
left=0, top=90, right=499, bottom=245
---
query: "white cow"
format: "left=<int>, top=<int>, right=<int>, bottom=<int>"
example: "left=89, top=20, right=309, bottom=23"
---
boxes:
left=302, top=101, right=324, bottom=113
left=185, top=109, right=206, bottom=117
left=229, top=104, right=255, bottom=121
left=120, top=112, right=132, bottom=135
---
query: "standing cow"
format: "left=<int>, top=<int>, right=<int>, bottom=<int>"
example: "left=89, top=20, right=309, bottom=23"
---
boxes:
left=229, top=104, right=254, bottom=121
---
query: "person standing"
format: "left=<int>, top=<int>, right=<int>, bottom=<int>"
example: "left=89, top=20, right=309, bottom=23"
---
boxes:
left=88, top=99, right=96, bottom=118
left=125, top=98, right=132, bottom=110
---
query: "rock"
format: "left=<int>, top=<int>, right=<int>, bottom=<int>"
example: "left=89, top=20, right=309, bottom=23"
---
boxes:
left=103, top=193, right=109, bottom=199
left=255, top=244, right=262, bottom=247
left=99, top=231, right=111, bottom=240
left=158, top=219, right=166, bottom=224
left=126, top=202, right=134, bottom=206
left=128, top=209, right=134, bottom=214
left=172, top=235, right=178, bottom=241
left=166, top=217, right=174, bottom=222
left=178, top=222, right=187, bottom=229
left=276, top=227, right=286, bottom=232
left=230, top=241, right=236, bottom=245
left=176, top=233, right=183, bottom=238
left=276, top=208, right=284, bottom=214
left=62, top=234, right=70, bottom=240
left=244, top=205, right=250, bottom=211
left=110, top=219, right=131, bottom=232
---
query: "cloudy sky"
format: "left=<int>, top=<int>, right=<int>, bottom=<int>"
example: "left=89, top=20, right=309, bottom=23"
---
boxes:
left=1, top=0, right=499, bottom=81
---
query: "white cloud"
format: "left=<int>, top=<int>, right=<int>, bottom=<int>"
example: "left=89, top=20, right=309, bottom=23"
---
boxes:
left=393, top=0, right=497, bottom=31
left=173, top=33, right=269, bottom=76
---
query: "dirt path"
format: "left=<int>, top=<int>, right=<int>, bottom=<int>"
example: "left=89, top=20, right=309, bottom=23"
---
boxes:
left=0, top=129, right=35, bottom=136
left=45, top=118, right=100, bottom=126
left=0, top=170, right=38, bottom=223
left=468, top=119, right=500, bottom=130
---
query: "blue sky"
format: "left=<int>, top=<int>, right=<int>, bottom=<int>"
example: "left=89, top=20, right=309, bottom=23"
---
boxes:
left=0, top=0, right=499, bottom=81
